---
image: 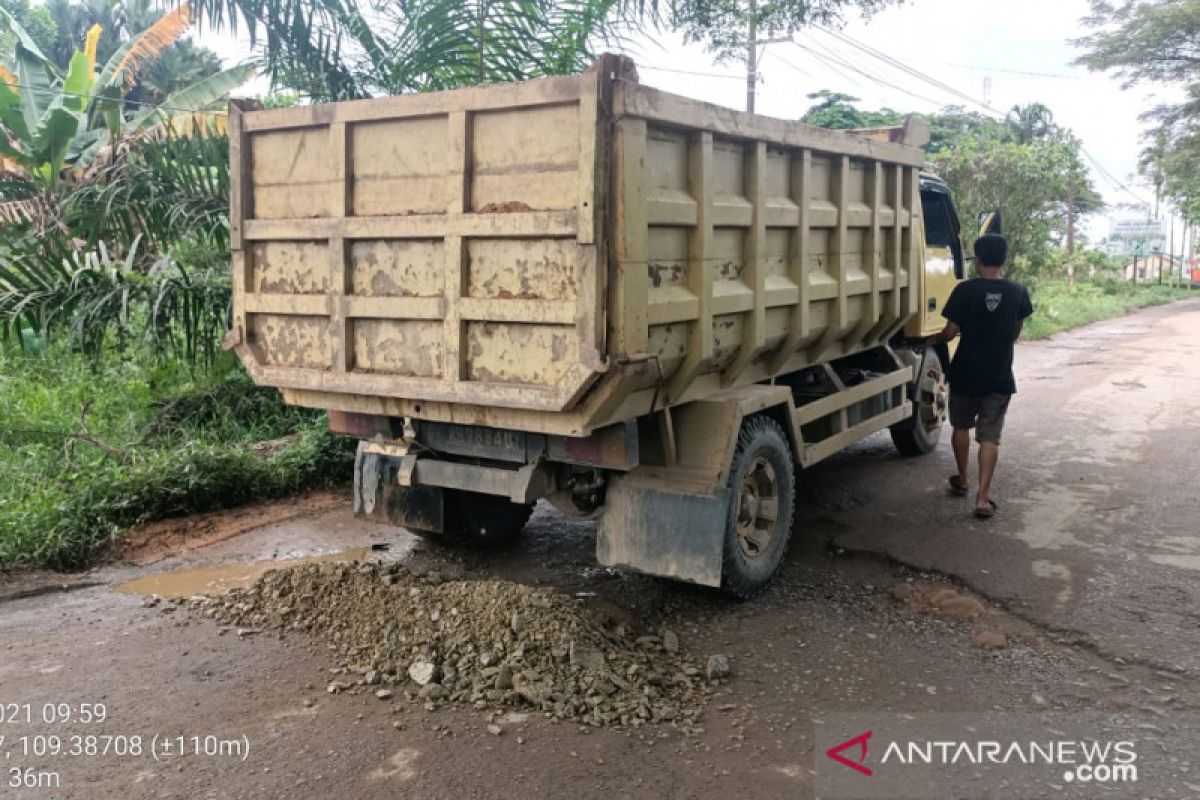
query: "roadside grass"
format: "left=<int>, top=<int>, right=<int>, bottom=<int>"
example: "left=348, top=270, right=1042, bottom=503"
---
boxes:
left=0, top=346, right=355, bottom=570
left=1024, top=280, right=1194, bottom=340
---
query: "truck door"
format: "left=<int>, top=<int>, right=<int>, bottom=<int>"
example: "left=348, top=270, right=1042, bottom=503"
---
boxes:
left=916, top=178, right=964, bottom=336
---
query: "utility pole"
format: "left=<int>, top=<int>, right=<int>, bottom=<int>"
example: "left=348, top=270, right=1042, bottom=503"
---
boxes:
left=742, top=0, right=789, bottom=113
left=1168, top=213, right=1175, bottom=286
left=1066, top=187, right=1076, bottom=287
left=746, top=0, right=757, bottom=113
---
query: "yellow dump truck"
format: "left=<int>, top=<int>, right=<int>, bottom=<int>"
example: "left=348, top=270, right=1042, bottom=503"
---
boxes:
left=225, top=55, right=975, bottom=598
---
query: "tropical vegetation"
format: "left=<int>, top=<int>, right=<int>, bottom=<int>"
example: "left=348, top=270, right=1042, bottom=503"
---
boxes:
left=0, top=4, right=272, bottom=569
left=801, top=93, right=1104, bottom=277
left=1075, top=0, right=1200, bottom=237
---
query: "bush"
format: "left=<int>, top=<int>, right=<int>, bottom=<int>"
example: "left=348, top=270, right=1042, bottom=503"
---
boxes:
left=1022, top=279, right=1190, bottom=340
left=0, top=427, right=355, bottom=569
left=0, top=345, right=355, bottom=569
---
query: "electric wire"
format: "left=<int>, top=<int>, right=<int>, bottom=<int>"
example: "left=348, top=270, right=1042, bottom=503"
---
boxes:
left=639, top=64, right=744, bottom=81
left=792, top=34, right=946, bottom=110
left=809, top=27, right=1153, bottom=206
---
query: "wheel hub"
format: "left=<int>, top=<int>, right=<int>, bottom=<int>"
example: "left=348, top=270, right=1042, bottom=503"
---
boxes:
left=917, top=361, right=948, bottom=430
left=736, top=456, right=779, bottom=560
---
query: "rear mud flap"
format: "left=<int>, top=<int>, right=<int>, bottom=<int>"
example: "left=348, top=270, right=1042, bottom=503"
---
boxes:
left=597, top=473, right=730, bottom=588
left=354, top=444, right=445, bottom=533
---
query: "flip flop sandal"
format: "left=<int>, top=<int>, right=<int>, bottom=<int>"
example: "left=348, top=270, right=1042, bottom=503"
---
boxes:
left=948, top=476, right=969, bottom=497
left=974, top=499, right=999, bottom=519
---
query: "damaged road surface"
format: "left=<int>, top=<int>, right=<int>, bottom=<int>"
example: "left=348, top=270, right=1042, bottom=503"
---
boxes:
left=2, top=301, right=1199, bottom=799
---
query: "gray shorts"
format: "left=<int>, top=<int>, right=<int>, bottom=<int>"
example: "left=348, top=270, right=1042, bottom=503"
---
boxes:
left=949, top=391, right=1011, bottom=444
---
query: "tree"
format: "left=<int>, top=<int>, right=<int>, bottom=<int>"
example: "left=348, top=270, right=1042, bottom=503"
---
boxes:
left=799, top=93, right=1103, bottom=275
left=662, top=0, right=902, bottom=63
left=1076, top=1, right=1200, bottom=226
left=931, top=135, right=1101, bottom=276
left=0, top=5, right=253, bottom=354
left=39, top=0, right=223, bottom=106
left=925, top=106, right=1005, bottom=152
left=1139, top=129, right=1169, bottom=219
left=184, top=0, right=633, bottom=101
left=1074, top=0, right=1200, bottom=87
left=1005, top=102, right=1055, bottom=144
left=798, top=93, right=1006, bottom=150
left=0, top=0, right=55, bottom=66
left=0, top=5, right=252, bottom=190
left=43, top=0, right=125, bottom=70
left=799, top=89, right=901, bottom=128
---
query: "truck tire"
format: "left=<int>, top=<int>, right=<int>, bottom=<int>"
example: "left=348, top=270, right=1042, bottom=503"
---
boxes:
left=437, top=490, right=534, bottom=547
left=721, top=416, right=796, bottom=600
left=890, top=347, right=947, bottom=456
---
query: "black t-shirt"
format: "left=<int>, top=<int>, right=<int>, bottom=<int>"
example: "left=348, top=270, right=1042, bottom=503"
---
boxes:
left=942, top=277, right=1034, bottom=396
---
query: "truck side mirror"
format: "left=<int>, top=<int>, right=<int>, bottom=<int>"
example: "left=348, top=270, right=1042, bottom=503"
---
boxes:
left=978, top=210, right=1002, bottom=236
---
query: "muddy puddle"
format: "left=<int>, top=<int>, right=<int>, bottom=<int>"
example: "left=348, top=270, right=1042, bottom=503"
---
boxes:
left=115, top=548, right=371, bottom=599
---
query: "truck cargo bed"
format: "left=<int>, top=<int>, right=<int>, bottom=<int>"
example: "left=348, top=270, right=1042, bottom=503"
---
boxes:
left=226, top=56, right=927, bottom=436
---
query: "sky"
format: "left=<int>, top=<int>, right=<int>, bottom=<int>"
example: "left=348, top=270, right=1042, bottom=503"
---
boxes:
left=196, top=0, right=1183, bottom=243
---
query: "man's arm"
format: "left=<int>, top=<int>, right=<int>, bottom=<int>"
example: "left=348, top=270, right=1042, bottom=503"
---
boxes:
left=925, top=320, right=961, bottom=347
left=1014, top=286, right=1033, bottom=341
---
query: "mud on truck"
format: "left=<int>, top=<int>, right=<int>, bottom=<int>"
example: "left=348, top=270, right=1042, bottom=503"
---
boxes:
left=224, top=55, right=986, bottom=598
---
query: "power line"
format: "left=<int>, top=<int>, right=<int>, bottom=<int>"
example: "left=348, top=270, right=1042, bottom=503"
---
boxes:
left=1081, top=148, right=1153, bottom=207
left=811, top=26, right=1153, bottom=207
left=759, top=49, right=810, bottom=79
left=815, top=26, right=1001, bottom=118
left=639, top=64, right=744, bottom=81
left=791, top=34, right=946, bottom=110
left=907, top=59, right=1082, bottom=81
left=772, top=42, right=870, bottom=90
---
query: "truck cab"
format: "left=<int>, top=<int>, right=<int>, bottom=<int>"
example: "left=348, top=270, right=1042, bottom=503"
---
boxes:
left=911, top=174, right=965, bottom=337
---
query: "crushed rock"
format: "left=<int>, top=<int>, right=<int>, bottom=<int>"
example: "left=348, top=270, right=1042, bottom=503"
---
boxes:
left=188, top=562, right=712, bottom=728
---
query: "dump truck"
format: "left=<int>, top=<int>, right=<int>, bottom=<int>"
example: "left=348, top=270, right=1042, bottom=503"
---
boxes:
left=225, top=55, right=975, bottom=598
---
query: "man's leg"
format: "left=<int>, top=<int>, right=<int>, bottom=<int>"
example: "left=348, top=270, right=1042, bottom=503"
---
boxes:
left=947, top=391, right=976, bottom=491
left=973, top=394, right=1011, bottom=511
left=976, top=442, right=999, bottom=510
left=952, top=427, right=971, bottom=487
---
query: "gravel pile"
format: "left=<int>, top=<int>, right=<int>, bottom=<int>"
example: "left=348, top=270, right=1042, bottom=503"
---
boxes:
left=189, top=563, right=716, bottom=727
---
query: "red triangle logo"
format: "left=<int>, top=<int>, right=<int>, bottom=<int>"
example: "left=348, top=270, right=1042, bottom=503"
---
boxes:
left=826, top=730, right=873, bottom=776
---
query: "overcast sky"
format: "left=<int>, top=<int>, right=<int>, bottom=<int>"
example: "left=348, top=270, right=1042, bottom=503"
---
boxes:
left=198, top=0, right=1182, bottom=241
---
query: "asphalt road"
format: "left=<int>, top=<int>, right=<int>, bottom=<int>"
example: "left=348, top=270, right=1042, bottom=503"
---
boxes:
left=825, top=296, right=1200, bottom=674
left=1, top=299, right=1197, bottom=799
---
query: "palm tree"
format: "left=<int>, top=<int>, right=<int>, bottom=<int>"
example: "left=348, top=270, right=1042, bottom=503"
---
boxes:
left=1005, top=102, right=1055, bottom=144
left=0, top=6, right=248, bottom=174
left=41, top=0, right=222, bottom=104
left=1139, top=131, right=1168, bottom=220
left=184, top=0, right=633, bottom=100
left=44, top=0, right=126, bottom=69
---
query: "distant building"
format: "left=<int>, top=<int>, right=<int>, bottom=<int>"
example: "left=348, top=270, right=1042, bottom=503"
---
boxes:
left=1122, top=253, right=1179, bottom=282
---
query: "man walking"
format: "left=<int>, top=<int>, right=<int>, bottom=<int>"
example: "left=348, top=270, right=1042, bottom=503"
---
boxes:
left=926, top=234, right=1033, bottom=518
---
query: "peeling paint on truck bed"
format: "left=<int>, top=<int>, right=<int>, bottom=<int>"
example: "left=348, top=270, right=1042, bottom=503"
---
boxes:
left=228, top=55, right=928, bottom=436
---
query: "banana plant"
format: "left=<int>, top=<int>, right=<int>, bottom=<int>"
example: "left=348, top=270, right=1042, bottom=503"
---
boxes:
left=0, top=4, right=253, bottom=189
left=0, top=19, right=103, bottom=186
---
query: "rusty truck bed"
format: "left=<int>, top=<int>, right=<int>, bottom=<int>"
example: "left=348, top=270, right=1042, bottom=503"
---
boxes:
left=226, top=56, right=926, bottom=436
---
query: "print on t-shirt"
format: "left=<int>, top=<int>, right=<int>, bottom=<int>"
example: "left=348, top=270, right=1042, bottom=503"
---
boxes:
left=985, top=292, right=1002, bottom=312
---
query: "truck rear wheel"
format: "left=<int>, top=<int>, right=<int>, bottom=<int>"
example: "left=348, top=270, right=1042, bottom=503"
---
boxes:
left=721, top=416, right=796, bottom=600
left=437, top=490, right=534, bottom=547
left=890, top=347, right=947, bottom=456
